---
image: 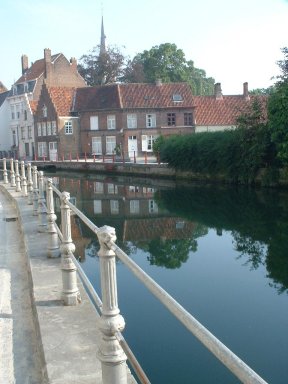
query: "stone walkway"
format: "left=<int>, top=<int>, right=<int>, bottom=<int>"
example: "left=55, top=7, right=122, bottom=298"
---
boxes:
left=0, top=189, right=43, bottom=384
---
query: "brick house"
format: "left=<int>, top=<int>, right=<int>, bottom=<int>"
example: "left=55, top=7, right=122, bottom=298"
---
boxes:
left=73, top=81, right=195, bottom=160
left=34, top=84, right=80, bottom=160
left=194, top=82, right=268, bottom=132
left=6, top=48, right=86, bottom=159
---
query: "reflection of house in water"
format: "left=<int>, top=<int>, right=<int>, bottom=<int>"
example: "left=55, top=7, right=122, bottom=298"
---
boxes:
left=123, top=217, right=195, bottom=242
left=70, top=215, right=91, bottom=262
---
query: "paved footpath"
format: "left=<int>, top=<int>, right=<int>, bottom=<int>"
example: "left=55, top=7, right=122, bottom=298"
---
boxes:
left=0, top=188, right=43, bottom=384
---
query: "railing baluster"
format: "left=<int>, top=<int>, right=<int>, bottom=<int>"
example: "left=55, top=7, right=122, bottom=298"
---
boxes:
left=10, top=158, right=16, bottom=187
left=20, top=161, right=28, bottom=197
left=15, top=160, right=21, bottom=192
left=46, top=178, right=60, bottom=258
left=27, top=163, right=33, bottom=205
left=60, top=191, right=81, bottom=305
left=3, top=158, right=9, bottom=184
left=37, top=171, right=47, bottom=232
left=32, top=166, right=39, bottom=215
left=97, top=225, right=128, bottom=384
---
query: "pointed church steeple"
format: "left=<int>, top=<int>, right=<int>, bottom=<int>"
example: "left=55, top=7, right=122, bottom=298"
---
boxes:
left=100, top=16, right=106, bottom=54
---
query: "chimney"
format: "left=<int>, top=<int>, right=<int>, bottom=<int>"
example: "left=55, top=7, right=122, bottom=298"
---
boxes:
left=243, top=82, right=250, bottom=100
left=44, top=48, right=52, bottom=79
left=21, top=54, right=29, bottom=75
left=70, top=57, right=77, bottom=70
left=155, top=79, right=162, bottom=86
left=214, top=83, right=223, bottom=100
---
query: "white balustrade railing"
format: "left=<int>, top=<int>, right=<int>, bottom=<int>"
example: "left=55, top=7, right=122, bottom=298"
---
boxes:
left=0, top=158, right=268, bottom=384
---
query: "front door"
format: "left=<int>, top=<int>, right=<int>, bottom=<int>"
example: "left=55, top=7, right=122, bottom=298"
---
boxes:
left=128, top=136, right=138, bottom=159
left=49, top=142, right=58, bottom=161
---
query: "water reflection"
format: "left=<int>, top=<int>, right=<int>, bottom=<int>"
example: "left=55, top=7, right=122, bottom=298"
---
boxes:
left=52, top=173, right=288, bottom=293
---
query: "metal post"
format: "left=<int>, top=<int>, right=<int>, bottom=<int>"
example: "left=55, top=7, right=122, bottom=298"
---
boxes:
left=20, top=161, right=28, bottom=197
left=97, top=226, right=128, bottom=384
left=27, top=163, right=33, bottom=205
left=60, top=191, right=81, bottom=305
left=37, top=171, right=47, bottom=232
left=10, top=158, right=16, bottom=187
left=3, top=158, right=9, bottom=184
left=32, top=166, right=39, bottom=215
left=46, top=179, right=60, bottom=258
left=15, top=160, right=21, bottom=192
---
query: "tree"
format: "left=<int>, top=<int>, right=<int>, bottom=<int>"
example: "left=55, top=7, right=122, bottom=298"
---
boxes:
left=123, top=43, right=215, bottom=95
left=268, top=47, right=288, bottom=164
left=78, top=45, right=127, bottom=85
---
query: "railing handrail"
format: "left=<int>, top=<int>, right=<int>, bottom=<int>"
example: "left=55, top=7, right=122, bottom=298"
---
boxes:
left=48, top=178, right=267, bottom=384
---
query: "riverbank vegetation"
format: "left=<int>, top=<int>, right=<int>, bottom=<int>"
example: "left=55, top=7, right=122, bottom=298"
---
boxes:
left=154, top=48, right=288, bottom=186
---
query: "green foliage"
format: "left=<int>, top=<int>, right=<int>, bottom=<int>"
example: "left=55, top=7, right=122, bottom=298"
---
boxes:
left=268, top=47, right=288, bottom=165
left=157, top=99, right=273, bottom=184
left=123, top=43, right=215, bottom=95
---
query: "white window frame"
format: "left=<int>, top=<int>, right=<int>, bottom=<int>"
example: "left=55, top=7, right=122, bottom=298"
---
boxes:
left=106, top=136, right=116, bottom=155
left=52, top=121, right=57, bottom=135
left=146, top=113, right=156, bottom=128
left=47, top=121, right=52, bottom=136
left=130, top=200, right=140, bottom=214
left=107, top=115, right=116, bottom=130
left=107, top=183, right=118, bottom=194
left=64, top=121, right=73, bottom=135
left=28, top=126, right=32, bottom=139
left=90, top=116, right=99, bottom=130
left=93, top=200, right=102, bottom=214
left=127, top=113, right=137, bottom=129
left=148, top=199, right=158, bottom=213
left=110, top=200, right=119, bottom=215
left=37, top=123, right=42, bottom=137
left=38, top=142, right=47, bottom=157
left=92, top=137, right=102, bottom=155
left=142, top=135, right=158, bottom=152
left=43, top=105, right=47, bottom=118
left=94, top=182, right=104, bottom=194
left=42, top=122, right=47, bottom=136
left=21, top=127, right=25, bottom=140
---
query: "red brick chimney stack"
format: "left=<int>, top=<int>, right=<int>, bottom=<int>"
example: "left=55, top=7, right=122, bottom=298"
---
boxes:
left=44, top=48, right=52, bottom=79
left=215, top=83, right=223, bottom=100
left=21, top=54, right=29, bottom=75
left=70, top=57, right=77, bottom=71
left=243, top=82, right=250, bottom=100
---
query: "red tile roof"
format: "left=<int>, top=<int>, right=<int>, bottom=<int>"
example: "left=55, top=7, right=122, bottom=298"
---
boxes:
left=15, top=53, right=61, bottom=83
left=74, top=82, right=194, bottom=111
left=74, top=85, right=121, bottom=110
left=193, top=95, right=268, bottom=126
left=47, top=87, right=75, bottom=116
left=118, top=82, right=194, bottom=108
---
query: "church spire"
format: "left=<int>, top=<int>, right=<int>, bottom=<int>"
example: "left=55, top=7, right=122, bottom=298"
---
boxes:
left=100, top=15, right=106, bottom=54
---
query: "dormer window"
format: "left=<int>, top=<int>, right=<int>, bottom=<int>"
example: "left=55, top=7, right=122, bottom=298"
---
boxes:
left=172, top=94, right=183, bottom=102
left=42, top=105, right=47, bottom=118
left=12, top=85, right=17, bottom=96
left=24, top=82, right=29, bottom=93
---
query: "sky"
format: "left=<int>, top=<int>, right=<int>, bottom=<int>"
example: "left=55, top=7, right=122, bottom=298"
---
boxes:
left=0, top=0, right=287, bottom=94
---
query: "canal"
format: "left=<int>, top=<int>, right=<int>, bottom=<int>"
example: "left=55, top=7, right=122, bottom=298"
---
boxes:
left=49, top=171, right=288, bottom=384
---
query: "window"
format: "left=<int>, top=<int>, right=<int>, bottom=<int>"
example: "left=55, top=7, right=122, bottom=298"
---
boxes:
left=127, top=114, right=137, bottom=129
left=12, top=130, right=17, bottom=146
left=52, top=121, right=57, bottom=135
left=108, top=183, right=118, bottom=194
left=142, top=135, right=158, bottom=152
left=130, top=200, right=140, bottom=214
left=42, top=105, right=47, bottom=117
left=38, top=142, right=47, bottom=157
left=47, top=121, right=52, bottom=136
left=12, top=85, right=17, bottom=95
left=42, top=122, right=47, bottom=136
left=172, top=94, right=183, bottom=102
left=37, top=123, right=42, bottom=137
left=93, top=200, right=102, bottom=214
left=94, top=182, right=104, bottom=194
left=24, top=110, right=27, bottom=120
left=167, top=113, right=176, bottom=126
left=110, top=200, right=119, bottom=215
left=11, top=106, right=15, bottom=120
left=106, top=136, right=116, bottom=154
left=16, top=104, right=20, bottom=119
left=146, top=114, right=156, bottom=128
left=92, top=137, right=102, bottom=155
left=184, top=113, right=193, bottom=126
left=107, top=115, right=116, bottom=130
left=90, top=116, right=99, bottom=130
left=21, top=127, right=25, bottom=140
left=28, top=126, right=32, bottom=139
left=149, top=200, right=158, bottom=213
left=24, top=83, right=29, bottom=93
left=65, top=121, right=73, bottom=135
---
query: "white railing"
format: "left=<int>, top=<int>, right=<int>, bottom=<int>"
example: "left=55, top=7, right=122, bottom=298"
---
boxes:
left=0, top=158, right=268, bottom=384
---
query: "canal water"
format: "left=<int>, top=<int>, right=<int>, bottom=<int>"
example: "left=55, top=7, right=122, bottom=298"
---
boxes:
left=49, top=171, right=288, bottom=384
